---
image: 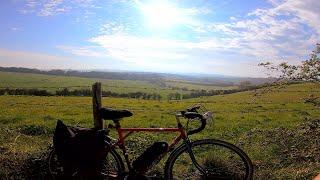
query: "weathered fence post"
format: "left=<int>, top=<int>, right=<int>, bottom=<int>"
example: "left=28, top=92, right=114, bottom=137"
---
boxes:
left=92, top=82, right=103, bottom=129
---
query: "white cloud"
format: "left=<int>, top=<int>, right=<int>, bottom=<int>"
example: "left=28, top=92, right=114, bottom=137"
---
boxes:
left=57, top=45, right=106, bottom=58
left=26, top=0, right=38, bottom=8
left=38, top=0, right=67, bottom=16
left=20, top=0, right=96, bottom=16
left=87, top=33, right=228, bottom=62
left=99, top=22, right=131, bottom=34
left=19, top=0, right=69, bottom=16
left=276, top=0, right=320, bottom=34
left=58, top=33, right=234, bottom=73
left=206, top=0, right=320, bottom=62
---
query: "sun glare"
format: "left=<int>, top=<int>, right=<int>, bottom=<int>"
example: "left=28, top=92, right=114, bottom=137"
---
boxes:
left=138, top=1, right=183, bottom=29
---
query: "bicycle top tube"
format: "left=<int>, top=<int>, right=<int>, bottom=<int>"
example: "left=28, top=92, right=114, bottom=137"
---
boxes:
left=103, top=104, right=212, bottom=137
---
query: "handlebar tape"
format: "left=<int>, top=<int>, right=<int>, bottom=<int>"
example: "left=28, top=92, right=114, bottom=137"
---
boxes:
left=183, top=112, right=203, bottom=119
left=183, top=112, right=207, bottom=135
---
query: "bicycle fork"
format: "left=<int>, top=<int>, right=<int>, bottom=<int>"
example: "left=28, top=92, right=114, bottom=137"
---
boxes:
left=184, top=138, right=208, bottom=177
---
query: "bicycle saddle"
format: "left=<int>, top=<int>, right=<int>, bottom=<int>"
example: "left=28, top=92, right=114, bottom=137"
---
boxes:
left=99, top=107, right=133, bottom=120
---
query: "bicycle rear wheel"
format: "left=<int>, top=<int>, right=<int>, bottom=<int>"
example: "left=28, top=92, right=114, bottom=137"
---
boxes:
left=48, top=149, right=64, bottom=179
left=101, top=148, right=125, bottom=180
left=48, top=148, right=125, bottom=180
left=164, top=139, right=253, bottom=180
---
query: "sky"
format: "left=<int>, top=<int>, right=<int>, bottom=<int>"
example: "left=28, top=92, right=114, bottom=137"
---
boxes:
left=0, top=0, right=319, bottom=77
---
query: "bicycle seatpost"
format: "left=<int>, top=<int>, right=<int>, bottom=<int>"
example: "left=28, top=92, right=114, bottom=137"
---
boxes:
left=175, top=113, right=183, bottom=128
left=113, top=119, right=121, bottom=129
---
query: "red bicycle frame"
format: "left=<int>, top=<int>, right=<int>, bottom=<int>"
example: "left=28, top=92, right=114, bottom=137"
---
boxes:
left=117, top=127, right=187, bottom=148
left=108, top=115, right=187, bottom=170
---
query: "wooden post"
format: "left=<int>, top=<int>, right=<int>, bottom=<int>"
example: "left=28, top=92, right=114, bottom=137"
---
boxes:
left=92, top=82, right=103, bottom=129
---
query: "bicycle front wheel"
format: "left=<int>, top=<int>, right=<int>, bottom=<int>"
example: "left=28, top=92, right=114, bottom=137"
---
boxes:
left=164, top=139, right=253, bottom=180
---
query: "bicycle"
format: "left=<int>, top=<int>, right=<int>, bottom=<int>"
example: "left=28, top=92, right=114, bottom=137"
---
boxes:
left=48, top=104, right=253, bottom=179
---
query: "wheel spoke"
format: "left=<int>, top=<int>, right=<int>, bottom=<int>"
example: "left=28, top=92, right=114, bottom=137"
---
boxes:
left=165, top=139, right=253, bottom=180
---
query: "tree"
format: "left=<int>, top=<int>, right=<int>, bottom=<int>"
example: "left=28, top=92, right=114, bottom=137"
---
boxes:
left=259, top=43, right=320, bottom=83
left=259, top=43, right=320, bottom=107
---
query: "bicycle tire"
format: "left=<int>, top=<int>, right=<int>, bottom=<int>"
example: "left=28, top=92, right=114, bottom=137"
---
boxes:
left=47, top=149, right=65, bottom=179
left=101, top=147, right=125, bottom=180
left=164, top=139, right=253, bottom=180
left=48, top=148, right=125, bottom=180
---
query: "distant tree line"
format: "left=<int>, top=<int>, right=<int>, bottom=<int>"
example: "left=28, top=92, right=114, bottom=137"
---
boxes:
left=0, top=88, right=52, bottom=96
left=0, top=88, right=162, bottom=100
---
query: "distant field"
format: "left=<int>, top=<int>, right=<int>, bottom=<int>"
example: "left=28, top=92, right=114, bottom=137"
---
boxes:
left=0, top=82, right=319, bottom=178
left=0, top=71, right=237, bottom=98
left=165, top=80, right=238, bottom=90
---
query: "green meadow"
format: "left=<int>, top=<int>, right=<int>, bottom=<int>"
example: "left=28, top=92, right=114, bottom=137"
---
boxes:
left=0, top=71, right=237, bottom=97
left=0, top=72, right=319, bottom=179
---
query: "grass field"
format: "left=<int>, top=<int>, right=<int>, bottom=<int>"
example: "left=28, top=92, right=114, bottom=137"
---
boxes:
left=0, top=71, right=237, bottom=98
left=0, top=81, right=319, bottom=179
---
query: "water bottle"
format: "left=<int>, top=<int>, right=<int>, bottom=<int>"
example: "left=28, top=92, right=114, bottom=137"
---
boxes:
left=132, top=142, right=169, bottom=173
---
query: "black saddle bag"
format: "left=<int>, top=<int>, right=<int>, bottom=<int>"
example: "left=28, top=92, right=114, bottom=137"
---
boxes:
left=53, top=120, right=107, bottom=177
